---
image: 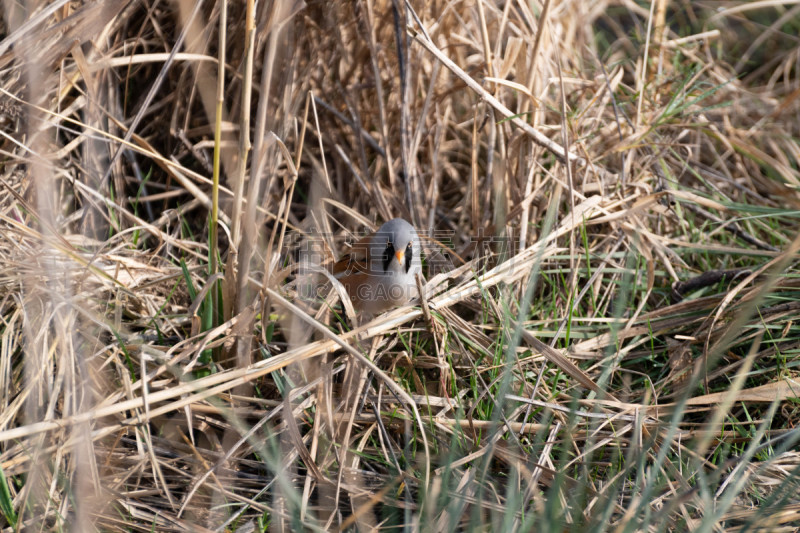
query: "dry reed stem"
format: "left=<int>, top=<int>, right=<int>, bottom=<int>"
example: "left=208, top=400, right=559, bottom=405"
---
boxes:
left=1, top=0, right=800, bottom=530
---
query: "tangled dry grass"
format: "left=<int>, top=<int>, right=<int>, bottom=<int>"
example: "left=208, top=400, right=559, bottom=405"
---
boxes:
left=1, top=0, right=800, bottom=531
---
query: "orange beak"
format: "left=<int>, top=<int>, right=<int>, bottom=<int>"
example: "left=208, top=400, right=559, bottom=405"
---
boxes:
left=395, top=250, right=405, bottom=264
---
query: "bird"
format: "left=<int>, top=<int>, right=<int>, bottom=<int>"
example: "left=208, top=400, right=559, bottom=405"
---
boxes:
left=330, top=218, right=422, bottom=315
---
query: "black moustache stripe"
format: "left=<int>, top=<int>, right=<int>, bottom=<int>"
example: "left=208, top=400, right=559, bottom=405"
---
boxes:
left=383, top=242, right=393, bottom=272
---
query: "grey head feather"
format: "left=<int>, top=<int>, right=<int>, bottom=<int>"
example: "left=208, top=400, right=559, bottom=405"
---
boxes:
left=371, top=218, right=422, bottom=275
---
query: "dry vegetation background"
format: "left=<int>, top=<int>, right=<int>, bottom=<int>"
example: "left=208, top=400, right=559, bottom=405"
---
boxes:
left=1, top=0, right=800, bottom=531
